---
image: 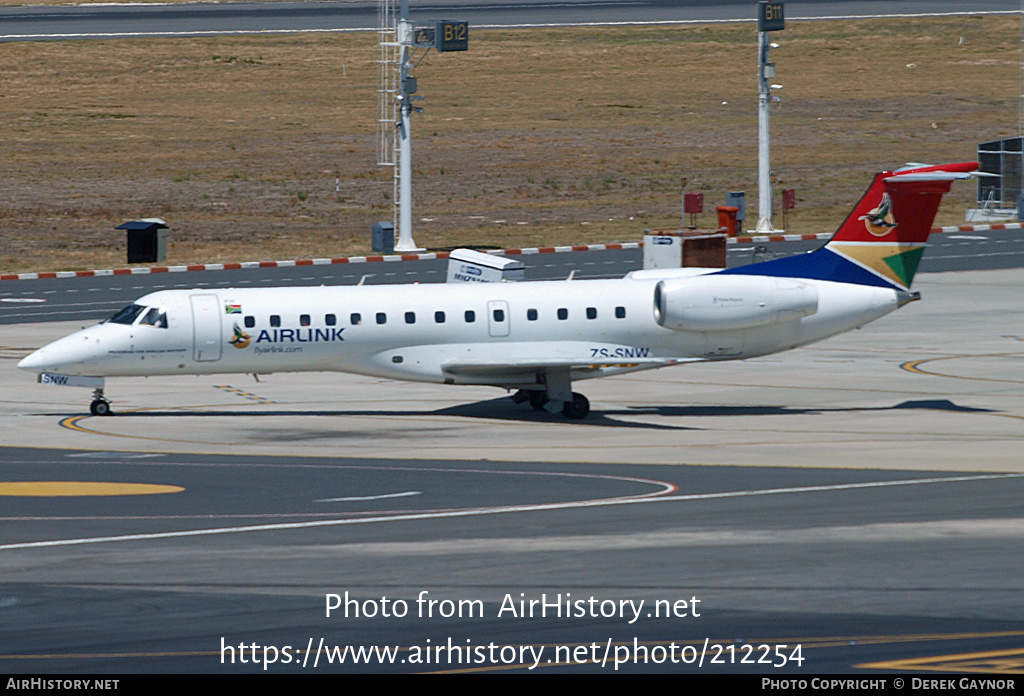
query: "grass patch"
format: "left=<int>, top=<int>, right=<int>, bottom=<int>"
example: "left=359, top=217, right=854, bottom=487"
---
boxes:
left=0, top=17, right=1017, bottom=272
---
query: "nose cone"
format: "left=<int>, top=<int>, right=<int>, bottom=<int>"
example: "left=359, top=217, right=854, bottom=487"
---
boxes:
left=17, top=327, right=107, bottom=375
left=17, top=348, right=49, bottom=372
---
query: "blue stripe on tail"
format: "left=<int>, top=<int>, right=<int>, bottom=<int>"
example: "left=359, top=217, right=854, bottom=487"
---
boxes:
left=716, top=247, right=899, bottom=288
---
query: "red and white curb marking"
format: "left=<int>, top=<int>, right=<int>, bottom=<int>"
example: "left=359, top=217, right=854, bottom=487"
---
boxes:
left=2, top=222, right=1020, bottom=282
left=1, top=243, right=638, bottom=282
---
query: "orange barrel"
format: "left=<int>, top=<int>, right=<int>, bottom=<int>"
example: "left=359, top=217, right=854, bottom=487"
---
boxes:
left=716, top=205, right=740, bottom=235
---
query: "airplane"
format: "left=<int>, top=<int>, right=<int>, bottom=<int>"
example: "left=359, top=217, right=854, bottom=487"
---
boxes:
left=18, top=161, right=978, bottom=419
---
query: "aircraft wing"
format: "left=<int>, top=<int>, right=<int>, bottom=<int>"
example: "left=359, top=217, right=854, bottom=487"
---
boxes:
left=441, top=355, right=696, bottom=378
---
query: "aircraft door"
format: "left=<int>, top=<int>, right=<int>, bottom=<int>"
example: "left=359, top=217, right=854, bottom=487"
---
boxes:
left=487, top=300, right=510, bottom=337
left=190, top=294, right=223, bottom=362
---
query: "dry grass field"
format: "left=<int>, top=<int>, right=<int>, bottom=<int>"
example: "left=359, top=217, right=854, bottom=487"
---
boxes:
left=0, top=15, right=1018, bottom=272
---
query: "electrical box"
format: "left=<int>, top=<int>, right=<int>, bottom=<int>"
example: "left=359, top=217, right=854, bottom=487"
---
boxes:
left=683, top=192, right=704, bottom=215
left=414, top=27, right=436, bottom=47
left=726, top=191, right=746, bottom=221
left=643, top=234, right=682, bottom=270
left=782, top=188, right=796, bottom=210
left=117, top=218, right=168, bottom=264
left=372, top=221, right=395, bottom=254
left=643, top=232, right=726, bottom=270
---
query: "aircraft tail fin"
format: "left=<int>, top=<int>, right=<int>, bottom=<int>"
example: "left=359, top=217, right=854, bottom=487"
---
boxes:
left=719, top=162, right=978, bottom=289
left=824, top=161, right=978, bottom=288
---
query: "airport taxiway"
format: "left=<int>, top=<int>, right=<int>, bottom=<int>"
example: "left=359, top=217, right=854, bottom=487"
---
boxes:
left=1, top=268, right=1022, bottom=673
left=2, top=269, right=1022, bottom=471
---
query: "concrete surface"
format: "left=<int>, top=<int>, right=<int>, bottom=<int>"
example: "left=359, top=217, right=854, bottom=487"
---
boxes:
left=1, top=269, right=1021, bottom=472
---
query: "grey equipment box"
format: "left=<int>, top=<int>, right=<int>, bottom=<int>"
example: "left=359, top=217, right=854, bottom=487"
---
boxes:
left=446, top=248, right=525, bottom=283
left=372, top=221, right=395, bottom=254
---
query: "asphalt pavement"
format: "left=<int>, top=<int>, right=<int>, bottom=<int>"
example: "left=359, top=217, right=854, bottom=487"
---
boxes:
left=0, top=0, right=1017, bottom=41
left=2, top=229, right=1023, bottom=324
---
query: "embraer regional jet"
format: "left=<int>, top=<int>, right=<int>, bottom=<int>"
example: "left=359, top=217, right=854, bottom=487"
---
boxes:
left=19, top=162, right=977, bottom=419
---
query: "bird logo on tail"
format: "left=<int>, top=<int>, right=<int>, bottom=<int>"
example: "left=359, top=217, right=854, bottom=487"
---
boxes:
left=859, top=193, right=897, bottom=237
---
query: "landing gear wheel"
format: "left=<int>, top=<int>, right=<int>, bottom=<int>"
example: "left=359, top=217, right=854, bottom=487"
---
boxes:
left=528, top=391, right=548, bottom=411
left=90, top=399, right=111, bottom=416
left=510, top=389, right=530, bottom=405
left=562, top=392, right=590, bottom=419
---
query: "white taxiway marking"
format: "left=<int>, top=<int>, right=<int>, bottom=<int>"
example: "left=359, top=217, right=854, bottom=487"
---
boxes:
left=0, top=298, right=46, bottom=303
left=316, top=491, right=421, bottom=503
left=0, top=474, right=1018, bottom=552
left=66, top=452, right=166, bottom=459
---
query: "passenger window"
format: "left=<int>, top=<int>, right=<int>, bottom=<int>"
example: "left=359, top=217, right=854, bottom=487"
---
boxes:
left=435, top=311, right=446, bottom=324
left=493, top=308, right=505, bottom=322
left=465, top=310, right=476, bottom=323
left=325, top=314, right=336, bottom=326
left=527, top=309, right=538, bottom=321
left=376, top=312, right=387, bottom=325
left=405, top=311, right=416, bottom=324
left=351, top=313, right=362, bottom=325
left=270, top=315, right=281, bottom=328
left=300, top=314, right=311, bottom=327
left=615, top=306, right=626, bottom=319
left=586, top=307, right=597, bottom=320
left=244, top=315, right=256, bottom=329
left=557, top=308, right=568, bottom=320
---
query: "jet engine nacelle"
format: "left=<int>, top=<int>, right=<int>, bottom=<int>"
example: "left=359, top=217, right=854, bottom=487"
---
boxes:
left=654, top=274, right=818, bottom=331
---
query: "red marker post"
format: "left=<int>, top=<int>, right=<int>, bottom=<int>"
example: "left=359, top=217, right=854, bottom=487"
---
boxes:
left=683, top=192, right=704, bottom=229
left=782, top=188, right=796, bottom=231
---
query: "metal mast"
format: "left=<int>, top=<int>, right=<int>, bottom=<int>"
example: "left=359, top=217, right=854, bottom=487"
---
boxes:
left=377, top=0, right=422, bottom=251
left=756, top=2, right=784, bottom=232
left=394, top=0, right=422, bottom=251
left=756, top=29, right=774, bottom=232
left=376, top=5, right=467, bottom=251
left=377, top=0, right=399, bottom=247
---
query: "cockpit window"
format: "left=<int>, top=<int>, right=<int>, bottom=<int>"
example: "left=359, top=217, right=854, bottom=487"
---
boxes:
left=139, top=307, right=169, bottom=329
left=108, top=304, right=146, bottom=325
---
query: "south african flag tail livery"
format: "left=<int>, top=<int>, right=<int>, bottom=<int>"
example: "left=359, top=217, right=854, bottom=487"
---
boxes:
left=721, top=161, right=979, bottom=292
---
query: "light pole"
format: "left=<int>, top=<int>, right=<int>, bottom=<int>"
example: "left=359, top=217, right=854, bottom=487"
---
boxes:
left=394, top=0, right=421, bottom=251
left=756, top=2, right=784, bottom=232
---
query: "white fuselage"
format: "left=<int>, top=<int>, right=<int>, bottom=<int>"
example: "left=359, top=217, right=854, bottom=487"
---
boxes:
left=18, top=271, right=902, bottom=391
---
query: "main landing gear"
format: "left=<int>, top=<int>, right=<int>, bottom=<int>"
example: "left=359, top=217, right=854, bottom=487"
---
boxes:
left=511, top=369, right=591, bottom=419
left=512, top=389, right=590, bottom=419
left=89, top=387, right=112, bottom=416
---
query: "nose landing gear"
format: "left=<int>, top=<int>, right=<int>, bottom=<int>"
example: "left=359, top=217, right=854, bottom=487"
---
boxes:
left=90, top=388, right=112, bottom=416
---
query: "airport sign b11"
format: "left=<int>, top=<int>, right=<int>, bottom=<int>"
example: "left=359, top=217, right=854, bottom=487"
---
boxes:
left=758, top=2, right=784, bottom=32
